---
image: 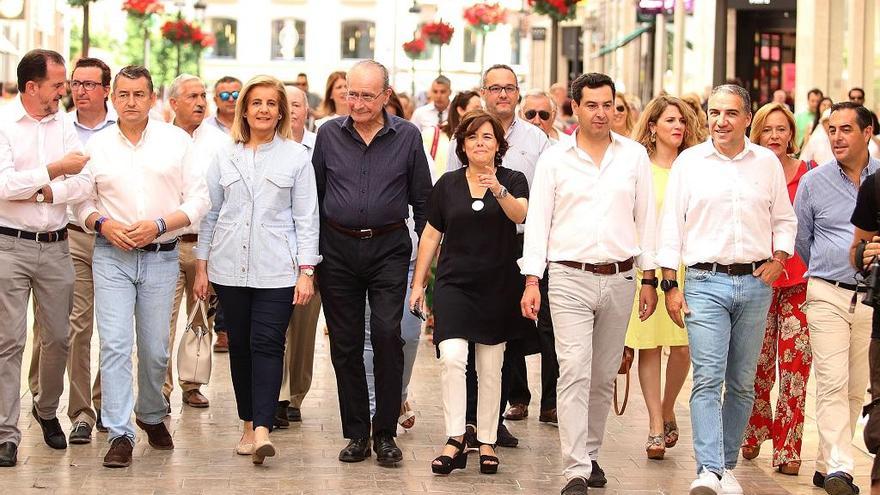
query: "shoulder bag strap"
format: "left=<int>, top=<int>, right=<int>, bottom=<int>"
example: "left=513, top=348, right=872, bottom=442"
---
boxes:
left=613, top=370, right=630, bottom=415
left=430, top=125, right=441, bottom=160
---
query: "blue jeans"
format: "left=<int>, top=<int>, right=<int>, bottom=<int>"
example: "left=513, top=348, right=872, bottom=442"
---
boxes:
left=684, top=268, right=772, bottom=475
left=365, top=260, right=420, bottom=416
left=92, top=238, right=179, bottom=442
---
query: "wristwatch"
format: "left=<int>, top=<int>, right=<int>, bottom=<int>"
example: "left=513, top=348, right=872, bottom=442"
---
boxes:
left=35, top=188, right=45, bottom=203
left=300, top=266, right=315, bottom=277
left=494, top=185, right=508, bottom=199
left=660, top=279, right=679, bottom=292
left=94, top=216, right=107, bottom=235
left=641, top=278, right=658, bottom=288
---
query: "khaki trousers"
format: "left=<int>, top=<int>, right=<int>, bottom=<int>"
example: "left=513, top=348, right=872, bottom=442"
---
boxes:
left=164, top=240, right=213, bottom=397
left=279, top=289, right=322, bottom=408
left=805, top=278, right=872, bottom=475
left=28, top=228, right=100, bottom=426
left=0, top=235, right=74, bottom=444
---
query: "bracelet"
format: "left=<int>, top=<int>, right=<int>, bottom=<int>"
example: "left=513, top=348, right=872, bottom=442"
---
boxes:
left=155, top=218, right=167, bottom=237
left=525, top=280, right=539, bottom=287
left=769, top=257, right=785, bottom=267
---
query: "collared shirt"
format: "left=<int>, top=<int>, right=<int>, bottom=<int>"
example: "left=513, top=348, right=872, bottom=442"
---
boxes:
left=795, top=158, right=879, bottom=282
left=75, top=120, right=210, bottom=243
left=67, top=106, right=117, bottom=145
left=178, top=122, right=232, bottom=235
left=0, top=96, right=90, bottom=232
left=298, top=130, right=316, bottom=158
left=520, top=132, right=657, bottom=277
left=656, top=139, right=798, bottom=268
left=410, top=103, right=448, bottom=131
left=204, top=115, right=231, bottom=135
left=312, top=111, right=432, bottom=234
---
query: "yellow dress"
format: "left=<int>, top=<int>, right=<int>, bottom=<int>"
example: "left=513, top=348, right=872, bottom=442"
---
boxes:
left=624, top=163, right=688, bottom=349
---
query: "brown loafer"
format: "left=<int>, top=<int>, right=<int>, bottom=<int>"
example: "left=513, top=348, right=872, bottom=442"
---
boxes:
left=539, top=408, right=557, bottom=424
left=135, top=419, right=174, bottom=450
left=778, top=461, right=800, bottom=475
left=741, top=444, right=760, bottom=460
left=213, top=331, right=229, bottom=352
left=182, top=390, right=210, bottom=408
left=503, top=403, right=528, bottom=421
left=103, top=437, right=133, bottom=468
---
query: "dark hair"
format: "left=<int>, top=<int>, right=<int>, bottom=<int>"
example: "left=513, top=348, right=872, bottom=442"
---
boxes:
left=17, top=49, right=65, bottom=90
left=113, top=65, right=154, bottom=93
left=849, top=87, right=866, bottom=99
left=570, top=73, right=616, bottom=105
left=454, top=109, right=509, bottom=167
left=811, top=96, right=833, bottom=133
left=807, top=88, right=823, bottom=99
left=385, top=90, right=405, bottom=117
left=214, top=76, right=241, bottom=91
left=443, top=90, right=479, bottom=138
left=481, top=64, right=516, bottom=88
left=4, top=82, right=17, bottom=96
left=321, top=70, right=347, bottom=116
left=560, top=98, right=573, bottom=117
left=296, top=73, right=307, bottom=79
left=830, top=101, right=874, bottom=131
left=73, top=57, right=111, bottom=87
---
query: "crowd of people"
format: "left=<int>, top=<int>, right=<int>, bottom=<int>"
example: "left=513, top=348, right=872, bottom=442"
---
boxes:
left=2, top=47, right=880, bottom=495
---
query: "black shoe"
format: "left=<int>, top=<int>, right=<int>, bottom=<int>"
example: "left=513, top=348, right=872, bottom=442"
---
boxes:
left=32, top=406, right=66, bottom=450
left=824, top=471, right=860, bottom=495
left=431, top=437, right=468, bottom=475
left=68, top=421, right=92, bottom=444
left=561, top=477, right=589, bottom=495
left=95, top=411, right=107, bottom=433
left=0, top=442, right=17, bottom=467
left=338, top=437, right=371, bottom=463
left=814, top=471, right=827, bottom=488
left=496, top=424, right=518, bottom=448
left=287, top=406, right=302, bottom=422
left=274, top=402, right=289, bottom=429
left=373, top=432, right=403, bottom=466
left=588, top=461, right=607, bottom=488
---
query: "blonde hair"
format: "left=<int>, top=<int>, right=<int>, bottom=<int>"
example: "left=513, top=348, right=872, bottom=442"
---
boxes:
left=631, top=96, right=701, bottom=157
left=615, top=92, right=636, bottom=135
left=231, top=75, right=293, bottom=144
left=749, top=102, right=799, bottom=155
left=680, top=93, right=709, bottom=141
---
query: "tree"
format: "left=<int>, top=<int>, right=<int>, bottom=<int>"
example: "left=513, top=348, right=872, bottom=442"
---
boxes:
left=68, top=0, right=99, bottom=58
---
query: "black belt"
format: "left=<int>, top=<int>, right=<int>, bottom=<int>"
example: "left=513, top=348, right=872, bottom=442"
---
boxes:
left=326, top=219, right=406, bottom=240
left=555, top=258, right=634, bottom=275
left=817, top=277, right=867, bottom=293
left=138, top=240, right=179, bottom=252
left=0, top=226, right=67, bottom=242
left=690, top=260, right=766, bottom=276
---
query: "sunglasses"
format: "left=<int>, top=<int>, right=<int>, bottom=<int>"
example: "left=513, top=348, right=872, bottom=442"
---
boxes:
left=524, top=109, right=551, bottom=121
left=218, top=91, right=239, bottom=101
left=615, top=105, right=626, bottom=112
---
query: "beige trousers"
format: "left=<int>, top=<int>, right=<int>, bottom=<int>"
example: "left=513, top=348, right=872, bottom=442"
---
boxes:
left=279, top=290, right=322, bottom=408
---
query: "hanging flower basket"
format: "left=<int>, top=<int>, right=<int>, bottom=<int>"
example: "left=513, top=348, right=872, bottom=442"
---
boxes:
left=463, top=3, right=507, bottom=33
left=527, top=0, right=579, bottom=22
left=421, top=21, right=455, bottom=46
left=162, top=19, right=213, bottom=48
left=403, top=37, right=427, bottom=60
left=122, top=0, right=164, bottom=18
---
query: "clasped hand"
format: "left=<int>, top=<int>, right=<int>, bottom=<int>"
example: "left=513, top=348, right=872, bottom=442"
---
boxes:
left=102, top=219, right=160, bottom=251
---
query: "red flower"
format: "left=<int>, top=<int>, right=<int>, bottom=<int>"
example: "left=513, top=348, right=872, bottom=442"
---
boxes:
left=123, top=0, right=164, bottom=16
left=527, top=0, right=578, bottom=21
left=403, top=37, right=427, bottom=59
left=463, top=3, right=507, bottom=30
left=421, top=20, right=455, bottom=45
left=161, top=19, right=210, bottom=47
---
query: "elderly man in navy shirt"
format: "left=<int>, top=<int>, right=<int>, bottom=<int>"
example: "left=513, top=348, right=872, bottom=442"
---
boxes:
left=312, top=60, right=432, bottom=466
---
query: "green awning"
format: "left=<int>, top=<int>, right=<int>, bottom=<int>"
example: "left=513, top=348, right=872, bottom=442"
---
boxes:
left=592, top=23, right=653, bottom=58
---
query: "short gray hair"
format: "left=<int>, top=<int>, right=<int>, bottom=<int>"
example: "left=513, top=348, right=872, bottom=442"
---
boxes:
left=349, top=60, right=390, bottom=90
left=168, top=73, right=203, bottom=99
left=522, top=89, right=557, bottom=114
left=711, top=84, right=751, bottom=113
left=285, top=84, right=309, bottom=110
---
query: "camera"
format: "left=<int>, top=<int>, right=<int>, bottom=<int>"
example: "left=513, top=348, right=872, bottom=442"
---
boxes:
left=860, top=242, right=880, bottom=308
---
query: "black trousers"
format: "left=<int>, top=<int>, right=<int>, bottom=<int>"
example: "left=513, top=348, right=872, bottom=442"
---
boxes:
left=213, top=284, right=294, bottom=430
left=507, top=273, right=558, bottom=410
left=318, top=225, right=410, bottom=439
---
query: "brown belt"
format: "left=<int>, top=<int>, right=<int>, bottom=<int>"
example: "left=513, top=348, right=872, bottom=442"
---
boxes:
left=690, top=260, right=766, bottom=276
left=179, top=234, right=198, bottom=243
left=67, top=223, right=85, bottom=234
left=554, top=257, right=634, bottom=275
left=326, top=219, right=406, bottom=240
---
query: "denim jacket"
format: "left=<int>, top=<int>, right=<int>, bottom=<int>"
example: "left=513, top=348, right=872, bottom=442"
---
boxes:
left=195, top=134, right=321, bottom=288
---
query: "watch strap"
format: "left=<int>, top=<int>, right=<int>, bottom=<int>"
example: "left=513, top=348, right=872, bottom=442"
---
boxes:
left=641, top=278, right=658, bottom=288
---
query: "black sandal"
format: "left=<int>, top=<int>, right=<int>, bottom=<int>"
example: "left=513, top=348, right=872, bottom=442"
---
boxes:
left=431, top=437, right=468, bottom=475
left=478, top=442, right=499, bottom=474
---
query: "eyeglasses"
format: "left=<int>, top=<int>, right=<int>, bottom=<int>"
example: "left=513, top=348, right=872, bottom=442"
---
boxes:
left=615, top=105, right=626, bottom=113
left=345, top=91, right=381, bottom=103
left=524, top=109, right=551, bottom=121
left=483, top=85, right=519, bottom=95
left=69, top=80, right=103, bottom=92
left=218, top=91, right=239, bottom=101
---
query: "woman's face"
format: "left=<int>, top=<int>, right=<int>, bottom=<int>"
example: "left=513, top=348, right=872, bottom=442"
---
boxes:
left=244, top=85, right=281, bottom=136
left=819, top=98, right=833, bottom=114
left=651, top=104, right=686, bottom=151
left=757, top=110, right=793, bottom=159
left=464, top=121, right=498, bottom=166
left=611, top=95, right=629, bottom=133
left=457, top=95, right=482, bottom=117
left=331, top=77, right=348, bottom=103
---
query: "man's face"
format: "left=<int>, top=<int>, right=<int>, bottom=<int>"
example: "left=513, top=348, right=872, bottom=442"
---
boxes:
left=807, top=92, right=822, bottom=113
left=170, top=79, right=207, bottom=129
left=287, top=87, right=307, bottom=134
left=849, top=90, right=866, bottom=105
left=521, top=95, right=555, bottom=136
left=295, top=75, right=309, bottom=92
left=70, top=66, right=109, bottom=115
left=480, top=68, right=519, bottom=121
left=828, top=108, right=871, bottom=163
left=430, top=82, right=451, bottom=111
left=572, top=85, right=613, bottom=140
left=772, top=90, right=787, bottom=104
left=111, top=76, right=155, bottom=127
left=213, top=81, right=241, bottom=117
left=707, top=92, right=751, bottom=151
left=27, top=61, right=67, bottom=117
left=345, top=66, right=389, bottom=124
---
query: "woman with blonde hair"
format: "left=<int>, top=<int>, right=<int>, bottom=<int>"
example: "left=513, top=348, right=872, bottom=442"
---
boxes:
left=611, top=92, right=636, bottom=136
left=315, top=71, right=349, bottom=128
left=625, top=95, right=700, bottom=460
left=194, top=75, right=320, bottom=465
left=740, top=102, right=812, bottom=476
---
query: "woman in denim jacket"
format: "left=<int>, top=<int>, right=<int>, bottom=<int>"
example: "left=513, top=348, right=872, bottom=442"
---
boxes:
left=193, top=75, right=320, bottom=465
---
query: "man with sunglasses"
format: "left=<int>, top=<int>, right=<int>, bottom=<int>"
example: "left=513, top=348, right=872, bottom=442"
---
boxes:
left=521, top=89, right=570, bottom=145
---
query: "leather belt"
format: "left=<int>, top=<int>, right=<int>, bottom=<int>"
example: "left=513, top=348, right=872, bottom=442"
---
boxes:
left=138, top=239, right=179, bottom=252
left=554, top=257, right=634, bottom=275
left=179, top=234, right=198, bottom=243
left=817, top=277, right=867, bottom=293
left=0, top=226, right=67, bottom=242
left=67, top=223, right=86, bottom=234
left=690, top=260, right=766, bottom=276
left=326, top=219, right=406, bottom=240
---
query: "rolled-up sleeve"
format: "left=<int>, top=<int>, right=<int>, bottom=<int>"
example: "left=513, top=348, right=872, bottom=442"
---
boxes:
left=177, top=139, right=211, bottom=227
left=195, top=155, right=223, bottom=261
left=0, top=127, right=51, bottom=200
left=291, top=150, right=321, bottom=266
left=47, top=122, right=90, bottom=205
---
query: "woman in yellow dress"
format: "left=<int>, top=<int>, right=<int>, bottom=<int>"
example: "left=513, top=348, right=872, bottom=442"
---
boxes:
left=626, top=96, right=701, bottom=460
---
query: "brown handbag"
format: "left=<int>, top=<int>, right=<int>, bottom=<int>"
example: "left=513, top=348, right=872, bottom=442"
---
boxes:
left=613, top=346, right=635, bottom=415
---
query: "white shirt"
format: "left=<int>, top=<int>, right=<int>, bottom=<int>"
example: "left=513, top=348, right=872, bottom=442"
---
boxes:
left=656, top=139, right=797, bottom=268
left=298, top=130, right=317, bottom=158
left=520, top=132, right=657, bottom=277
left=410, top=103, right=448, bottom=131
left=178, top=122, right=231, bottom=235
left=0, top=96, right=90, bottom=232
left=75, top=120, right=211, bottom=243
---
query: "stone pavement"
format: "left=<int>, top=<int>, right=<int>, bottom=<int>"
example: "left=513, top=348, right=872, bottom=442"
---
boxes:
left=9, top=314, right=876, bottom=494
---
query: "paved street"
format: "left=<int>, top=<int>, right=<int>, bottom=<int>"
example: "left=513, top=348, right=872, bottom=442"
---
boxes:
left=9, top=312, right=877, bottom=494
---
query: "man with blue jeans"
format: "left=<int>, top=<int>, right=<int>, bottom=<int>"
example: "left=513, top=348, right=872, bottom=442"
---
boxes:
left=75, top=66, right=209, bottom=468
left=657, top=84, right=797, bottom=495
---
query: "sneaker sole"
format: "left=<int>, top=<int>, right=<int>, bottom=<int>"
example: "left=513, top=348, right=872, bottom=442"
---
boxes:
left=824, top=478, right=857, bottom=495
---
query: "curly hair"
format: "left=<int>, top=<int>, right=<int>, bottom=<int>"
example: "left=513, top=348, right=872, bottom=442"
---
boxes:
left=453, top=109, right=509, bottom=167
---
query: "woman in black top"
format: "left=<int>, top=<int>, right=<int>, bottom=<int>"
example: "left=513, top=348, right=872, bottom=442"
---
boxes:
left=410, top=110, right=531, bottom=475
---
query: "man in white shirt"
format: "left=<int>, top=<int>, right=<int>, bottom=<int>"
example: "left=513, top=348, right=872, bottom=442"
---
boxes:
left=165, top=74, right=230, bottom=410
left=520, top=73, right=657, bottom=495
left=520, top=89, right=571, bottom=145
left=656, top=84, right=797, bottom=495
left=75, top=66, right=210, bottom=468
left=410, top=75, right=451, bottom=130
left=27, top=56, right=117, bottom=446
left=0, top=49, right=92, bottom=468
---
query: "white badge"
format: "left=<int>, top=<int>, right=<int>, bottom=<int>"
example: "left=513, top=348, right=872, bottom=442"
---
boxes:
left=471, top=200, right=484, bottom=211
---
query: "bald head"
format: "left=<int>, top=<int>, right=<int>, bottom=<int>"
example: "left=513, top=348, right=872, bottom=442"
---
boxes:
left=286, top=85, right=309, bottom=137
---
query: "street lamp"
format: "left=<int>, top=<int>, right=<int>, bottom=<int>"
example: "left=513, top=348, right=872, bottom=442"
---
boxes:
left=408, top=1, right=421, bottom=14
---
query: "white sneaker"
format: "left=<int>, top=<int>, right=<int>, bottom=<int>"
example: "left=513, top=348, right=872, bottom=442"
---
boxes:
left=690, top=469, right=722, bottom=495
left=721, top=470, right=743, bottom=495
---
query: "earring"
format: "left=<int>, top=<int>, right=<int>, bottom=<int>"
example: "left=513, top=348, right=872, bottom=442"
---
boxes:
left=650, top=132, right=656, bottom=143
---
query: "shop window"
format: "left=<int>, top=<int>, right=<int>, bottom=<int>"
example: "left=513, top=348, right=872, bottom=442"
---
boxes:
left=341, top=20, right=375, bottom=59
left=271, top=19, right=306, bottom=60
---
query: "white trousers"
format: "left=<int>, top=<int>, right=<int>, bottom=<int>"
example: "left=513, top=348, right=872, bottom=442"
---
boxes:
left=438, top=338, right=505, bottom=444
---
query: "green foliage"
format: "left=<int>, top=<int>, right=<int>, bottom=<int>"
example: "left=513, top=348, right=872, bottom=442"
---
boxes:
left=67, top=0, right=97, bottom=7
left=69, top=24, right=118, bottom=61
left=121, top=16, right=203, bottom=88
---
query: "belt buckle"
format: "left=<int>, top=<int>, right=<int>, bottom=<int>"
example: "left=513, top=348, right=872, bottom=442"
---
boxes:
left=358, top=228, right=373, bottom=239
